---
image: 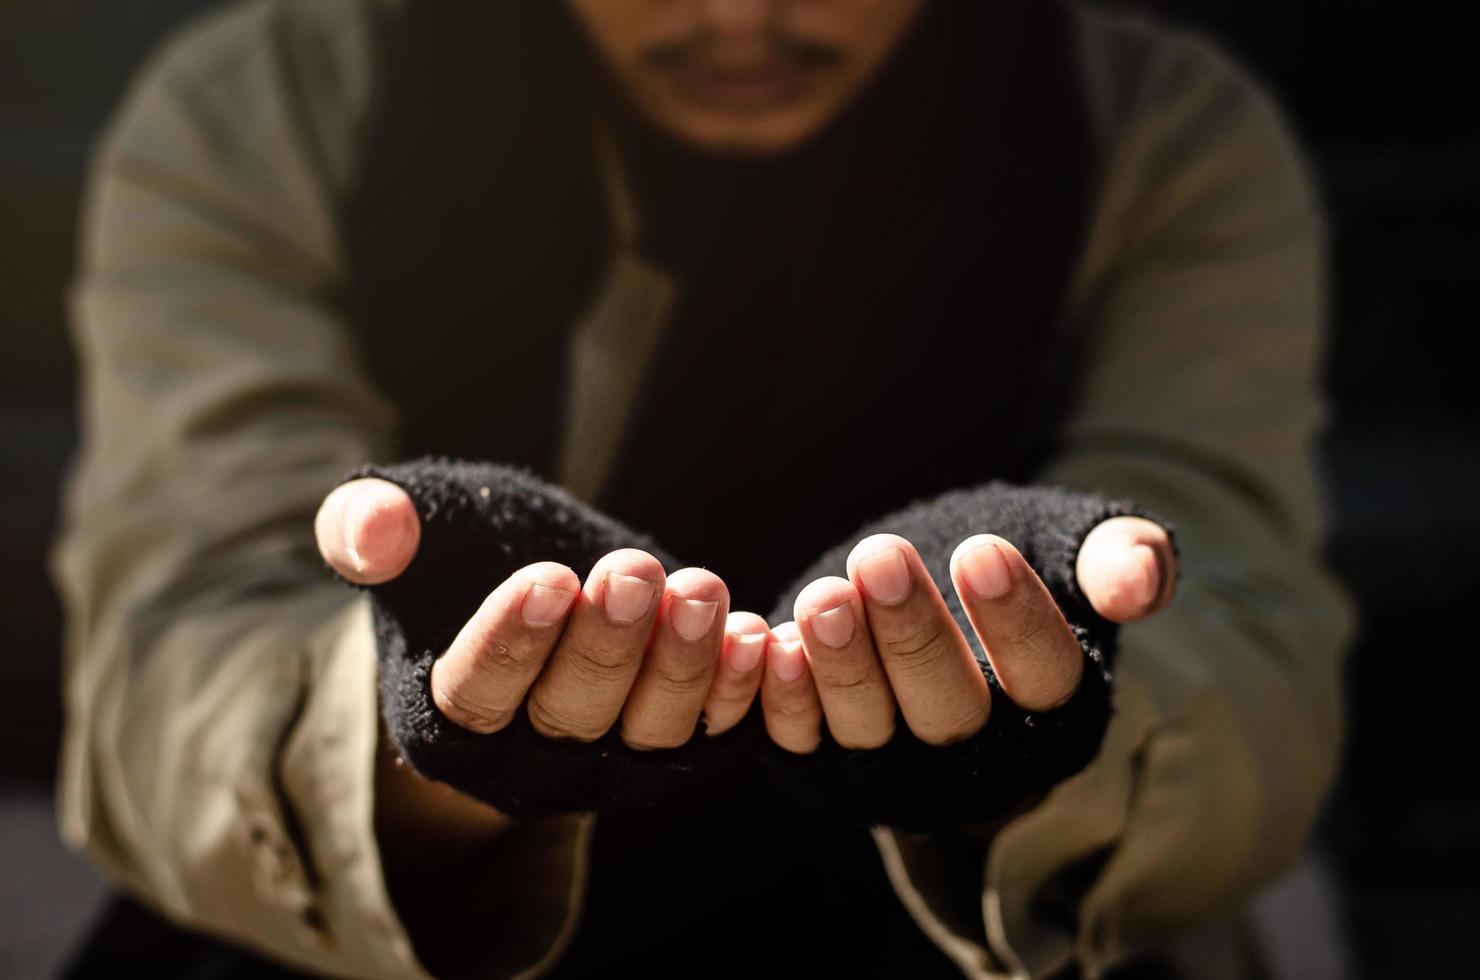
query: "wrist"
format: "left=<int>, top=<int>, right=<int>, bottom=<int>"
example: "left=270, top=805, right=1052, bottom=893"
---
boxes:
left=373, top=720, right=513, bottom=870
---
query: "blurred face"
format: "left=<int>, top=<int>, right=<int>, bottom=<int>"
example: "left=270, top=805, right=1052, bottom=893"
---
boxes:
left=565, top=0, right=928, bottom=155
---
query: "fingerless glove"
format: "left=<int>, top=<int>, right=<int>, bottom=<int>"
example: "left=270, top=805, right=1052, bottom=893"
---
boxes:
left=759, top=480, right=1175, bottom=833
left=324, top=455, right=1174, bottom=831
left=324, top=455, right=758, bottom=820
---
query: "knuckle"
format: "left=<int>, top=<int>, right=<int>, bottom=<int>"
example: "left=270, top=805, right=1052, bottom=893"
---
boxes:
left=469, top=637, right=543, bottom=678
left=1035, top=685, right=1077, bottom=712
left=912, top=699, right=990, bottom=746
left=834, top=721, right=895, bottom=751
left=1005, top=619, right=1054, bottom=656
left=807, top=652, right=878, bottom=699
left=619, top=721, right=691, bottom=751
left=1013, top=658, right=1084, bottom=713
left=768, top=723, right=820, bottom=755
left=766, top=693, right=818, bottom=724
left=707, top=680, right=756, bottom=710
left=877, top=621, right=951, bottom=678
left=562, top=635, right=640, bottom=684
left=526, top=693, right=608, bottom=743
left=647, top=655, right=713, bottom=699
left=1001, top=605, right=1080, bottom=669
left=431, top=680, right=510, bottom=734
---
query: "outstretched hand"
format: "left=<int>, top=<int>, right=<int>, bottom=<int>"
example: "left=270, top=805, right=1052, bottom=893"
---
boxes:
left=762, top=518, right=1177, bottom=754
left=315, top=467, right=1175, bottom=833
left=315, top=477, right=771, bottom=750
left=316, top=478, right=1175, bottom=760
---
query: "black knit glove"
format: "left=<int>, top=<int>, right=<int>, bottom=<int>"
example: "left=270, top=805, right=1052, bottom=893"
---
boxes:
left=758, top=481, right=1175, bottom=833
left=323, top=455, right=758, bottom=821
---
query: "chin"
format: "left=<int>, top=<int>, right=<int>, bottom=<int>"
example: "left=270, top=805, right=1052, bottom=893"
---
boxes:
left=655, top=104, right=840, bottom=159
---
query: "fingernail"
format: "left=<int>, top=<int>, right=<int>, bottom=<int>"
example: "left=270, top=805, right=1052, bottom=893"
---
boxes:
left=342, top=490, right=373, bottom=571
left=768, top=639, right=806, bottom=682
left=1127, top=544, right=1160, bottom=608
left=605, top=572, right=659, bottom=625
left=726, top=632, right=767, bottom=673
left=857, top=547, right=911, bottom=605
left=343, top=487, right=413, bottom=574
left=809, top=602, right=855, bottom=648
left=522, top=583, right=576, bottom=627
left=670, top=597, right=719, bottom=642
left=341, top=491, right=393, bottom=577
left=960, top=539, right=1011, bottom=598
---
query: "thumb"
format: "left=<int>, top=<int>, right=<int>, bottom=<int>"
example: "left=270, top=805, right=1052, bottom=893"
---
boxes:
left=1074, top=515, right=1177, bottom=623
left=315, top=477, right=421, bottom=585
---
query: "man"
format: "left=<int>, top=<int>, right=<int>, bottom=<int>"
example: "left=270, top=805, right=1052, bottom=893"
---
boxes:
left=50, top=1, right=1354, bottom=977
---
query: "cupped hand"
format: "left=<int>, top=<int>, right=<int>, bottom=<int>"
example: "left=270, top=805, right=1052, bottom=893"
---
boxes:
left=760, top=516, right=1177, bottom=753
left=315, top=478, right=770, bottom=750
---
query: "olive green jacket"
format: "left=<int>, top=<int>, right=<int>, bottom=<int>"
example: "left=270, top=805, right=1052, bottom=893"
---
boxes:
left=49, top=1, right=1356, bottom=977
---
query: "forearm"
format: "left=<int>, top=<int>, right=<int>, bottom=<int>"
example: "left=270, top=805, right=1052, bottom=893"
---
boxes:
left=371, top=723, right=563, bottom=980
left=53, top=574, right=433, bottom=977
left=56, top=4, right=599, bottom=971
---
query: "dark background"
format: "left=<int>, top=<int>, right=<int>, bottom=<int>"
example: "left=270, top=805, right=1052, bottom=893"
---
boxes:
left=2, top=1, right=1475, bottom=976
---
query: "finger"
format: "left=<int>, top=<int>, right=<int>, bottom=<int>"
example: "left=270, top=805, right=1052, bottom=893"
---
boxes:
left=314, top=477, right=420, bottom=585
left=760, top=621, right=822, bottom=754
left=526, top=549, right=665, bottom=742
left=846, top=534, right=991, bottom=745
left=429, top=561, right=580, bottom=733
left=793, top=576, right=896, bottom=749
left=951, top=534, right=1084, bottom=712
left=619, top=568, right=728, bottom=749
left=1075, top=516, right=1178, bottom=623
left=701, top=611, right=770, bottom=736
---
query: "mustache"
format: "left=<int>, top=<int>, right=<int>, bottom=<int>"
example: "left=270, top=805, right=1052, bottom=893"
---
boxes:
left=640, top=34, right=846, bottom=71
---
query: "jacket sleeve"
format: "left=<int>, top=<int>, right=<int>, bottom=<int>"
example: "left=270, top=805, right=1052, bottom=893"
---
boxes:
left=869, top=12, right=1357, bottom=979
left=48, top=2, right=590, bottom=976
